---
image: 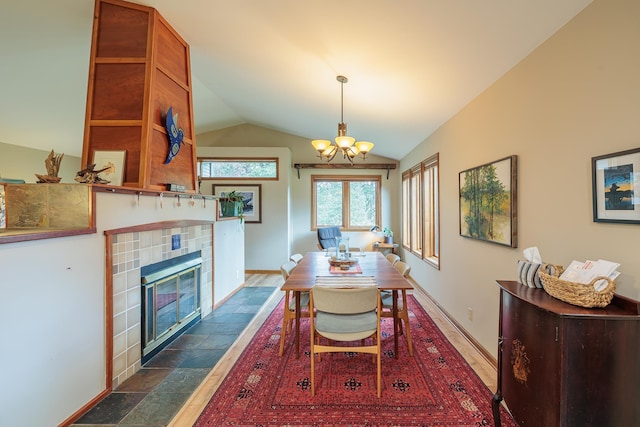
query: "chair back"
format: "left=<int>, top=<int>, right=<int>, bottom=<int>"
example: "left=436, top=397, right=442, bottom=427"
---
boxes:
left=394, top=261, right=411, bottom=277
left=312, top=285, right=378, bottom=315
left=386, top=253, right=400, bottom=265
left=290, top=253, right=304, bottom=264
left=280, top=260, right=297, bottom=280
left=317, top=226, right=342, bottom=249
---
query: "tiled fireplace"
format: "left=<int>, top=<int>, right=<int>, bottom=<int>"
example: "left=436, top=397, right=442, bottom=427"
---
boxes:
left=110, top=224, right=213, bottom=387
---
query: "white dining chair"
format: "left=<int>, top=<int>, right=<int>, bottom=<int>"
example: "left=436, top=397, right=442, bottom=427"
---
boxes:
left=310, top=285, right=382, bottom=397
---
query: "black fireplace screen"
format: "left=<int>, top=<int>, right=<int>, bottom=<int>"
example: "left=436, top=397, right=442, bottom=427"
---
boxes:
left=141, top=253, right=202, bottom=361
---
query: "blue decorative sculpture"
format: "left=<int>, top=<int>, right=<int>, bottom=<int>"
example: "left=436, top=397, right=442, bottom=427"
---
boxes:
left=164, top=106, right=184, bottom=164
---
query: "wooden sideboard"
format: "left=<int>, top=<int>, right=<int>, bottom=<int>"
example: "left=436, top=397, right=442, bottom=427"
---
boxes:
left=492, top=280, right=640, bottom=427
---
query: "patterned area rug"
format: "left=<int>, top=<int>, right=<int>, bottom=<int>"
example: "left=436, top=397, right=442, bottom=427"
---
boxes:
left=195, top=296, right=515, bottom=426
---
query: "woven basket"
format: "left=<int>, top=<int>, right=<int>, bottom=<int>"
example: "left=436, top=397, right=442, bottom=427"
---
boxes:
left=538, top=263, right=616, bottom=308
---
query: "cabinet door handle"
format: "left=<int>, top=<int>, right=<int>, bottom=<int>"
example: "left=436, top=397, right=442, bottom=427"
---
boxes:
left=555, top=326, right=559, bottom=342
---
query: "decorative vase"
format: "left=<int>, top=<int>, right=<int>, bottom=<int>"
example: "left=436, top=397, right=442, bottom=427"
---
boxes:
left=384, top=236, right=393, bottom=244
left=220, top=200, right=242, bottom=217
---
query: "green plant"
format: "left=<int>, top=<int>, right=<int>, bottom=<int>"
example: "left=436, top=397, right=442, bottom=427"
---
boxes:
left=220, top=190, right=245, bottom=221
left=382, top=227, right=393, bottom=237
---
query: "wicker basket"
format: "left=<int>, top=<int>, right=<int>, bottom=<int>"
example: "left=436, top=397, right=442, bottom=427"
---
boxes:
left=538, top=263, right=616, bottom=308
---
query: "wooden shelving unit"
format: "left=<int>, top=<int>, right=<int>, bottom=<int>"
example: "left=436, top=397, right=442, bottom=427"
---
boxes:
left=82, top=0, right=197, bottom=192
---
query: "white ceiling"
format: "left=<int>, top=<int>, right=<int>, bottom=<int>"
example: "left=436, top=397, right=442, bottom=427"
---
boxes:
left=0, top=0, right=592, bottom=159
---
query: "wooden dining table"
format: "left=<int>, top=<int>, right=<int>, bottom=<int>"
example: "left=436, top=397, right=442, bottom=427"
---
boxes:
left=280, top=251, right=414, bottom=358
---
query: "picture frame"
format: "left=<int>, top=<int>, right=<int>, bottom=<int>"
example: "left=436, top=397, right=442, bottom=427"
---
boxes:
left=592, top=147, right=640, bottom=224
left=213, top=184, right=262, bottom=223
left=93, top=150, right=126, bottom=186
left=459, top=155, right=517, bottom=247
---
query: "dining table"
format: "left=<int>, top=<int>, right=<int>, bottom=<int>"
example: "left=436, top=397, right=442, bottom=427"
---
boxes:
left=280, top=251, right=414, bottom=358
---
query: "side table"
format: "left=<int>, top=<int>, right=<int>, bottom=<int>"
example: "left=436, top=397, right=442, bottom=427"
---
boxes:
left=373, top=242, right=398, bottom=256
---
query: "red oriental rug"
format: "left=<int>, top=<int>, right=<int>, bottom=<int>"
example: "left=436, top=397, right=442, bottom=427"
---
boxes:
left=195, top=296, right=516, bottom=426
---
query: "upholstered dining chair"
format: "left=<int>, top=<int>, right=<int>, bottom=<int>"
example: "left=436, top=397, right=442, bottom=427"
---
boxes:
left=309, top=285, right=382, bottom=397
left=290, top=253, right=304, bottom=264
left=279, top=260, right=310, bottom=356
left=394, top=261, right=411, bottom=277
left=386, top=253, right=400, bottom=265
left=316, top=226, right=341, bottom=250
left=380, top=260, right=414, bottom=356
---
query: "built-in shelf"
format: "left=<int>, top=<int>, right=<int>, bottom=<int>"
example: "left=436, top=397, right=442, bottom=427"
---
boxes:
left=0, top=183, right=217, bottom=244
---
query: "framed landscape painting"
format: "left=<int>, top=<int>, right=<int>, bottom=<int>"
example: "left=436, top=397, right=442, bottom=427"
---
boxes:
left=592, top=148, right=640, bottom=224
left=459, top=155, right=517, bottom=248
left=213, top=184, right=262, bottom=223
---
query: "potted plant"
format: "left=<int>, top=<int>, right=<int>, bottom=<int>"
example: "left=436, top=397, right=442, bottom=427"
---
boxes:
left=220, top=190, right=245, bottom=220
left=382, top=227, right=394, bottom=244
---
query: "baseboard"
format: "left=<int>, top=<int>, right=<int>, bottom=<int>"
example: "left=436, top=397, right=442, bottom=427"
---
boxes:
left=410, top=279, right=497, bottom=368
left=245, top=269, right=279, bottom=274
left=213, top=282, right=246, bottom=310
left=59, top=388, right=111, bottom=426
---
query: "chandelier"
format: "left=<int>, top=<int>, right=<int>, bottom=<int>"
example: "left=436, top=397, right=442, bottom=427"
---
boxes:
left=311, top=75, right=374, bottom=163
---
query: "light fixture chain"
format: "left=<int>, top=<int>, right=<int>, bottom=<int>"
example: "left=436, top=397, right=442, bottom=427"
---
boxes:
left=311, top=75, right=373, bottom=163
left=340, top=78, right=344, bottom=123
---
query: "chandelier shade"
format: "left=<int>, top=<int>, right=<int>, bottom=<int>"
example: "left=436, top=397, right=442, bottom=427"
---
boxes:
left=311, top=75, right=374, bottom=163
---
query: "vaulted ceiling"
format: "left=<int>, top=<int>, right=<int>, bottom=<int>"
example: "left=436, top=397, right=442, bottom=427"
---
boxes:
left=0, top=0, right=592, bottom=158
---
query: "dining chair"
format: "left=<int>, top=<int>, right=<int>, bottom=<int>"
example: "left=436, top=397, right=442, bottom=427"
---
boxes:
left=290, top=253, right=304, bottom=264
left=279, top=260, right=310, bottom=356
left=394, top=261, right=411, bottom=277
left=385, top=253, right=400, bottom=265
left=309, top=285, right=382, bottom=397
left=316, top=226, right=342, bottom=250
left=380, top=261, right=414, bottom=356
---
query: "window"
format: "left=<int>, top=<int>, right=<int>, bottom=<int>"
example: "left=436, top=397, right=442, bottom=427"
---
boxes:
left=312, top=175, right=381, bottom=230
left=402, top=153, right=439, bottom=268
left=198, top=157, right=278, bottom=180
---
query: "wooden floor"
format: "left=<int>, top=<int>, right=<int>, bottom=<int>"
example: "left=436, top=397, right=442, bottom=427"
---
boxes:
left=169, top=273, right=498, bottom=426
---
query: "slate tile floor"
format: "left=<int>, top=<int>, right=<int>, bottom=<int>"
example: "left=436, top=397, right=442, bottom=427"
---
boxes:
left=73, top=285, right=278, bottom=427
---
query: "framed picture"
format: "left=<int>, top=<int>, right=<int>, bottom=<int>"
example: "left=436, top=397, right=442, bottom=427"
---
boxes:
left=213, top=184, right=262, bottom=223
left=93, top=150, right=126, bottom=186
left=459, top=155, right=517, bottom=247
left=592, top=148, right=640, bottom=223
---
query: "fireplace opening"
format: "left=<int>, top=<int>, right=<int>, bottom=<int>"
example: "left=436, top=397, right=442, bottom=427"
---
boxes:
left=141, top=251, right=202, bottom=364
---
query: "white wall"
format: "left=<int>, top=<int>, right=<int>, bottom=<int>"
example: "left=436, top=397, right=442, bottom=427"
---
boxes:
left=0, top=141, right=81, bottom=183
left=401, top=0, right=640, bottom=358
left=213, top=218, right=246, bottom=305
left=197, top=146, right=293, bottom=271
left=197, top=126, right=400, bottom=267
left=0, top=189, right=243, bottom=426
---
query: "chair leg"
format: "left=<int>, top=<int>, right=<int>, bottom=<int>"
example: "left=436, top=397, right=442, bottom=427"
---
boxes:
left=310, top=334, right=316, bottom=396
left=376, top=348, right=381, bottom=398
left=279, top=313, right=289, bottom=356
left=400, top=291, right=414, bottom=357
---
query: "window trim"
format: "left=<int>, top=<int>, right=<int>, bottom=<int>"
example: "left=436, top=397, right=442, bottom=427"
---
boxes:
left=311, top=174, right=381, bottom=231
left=197, top=157, right=279, bottom=180
left=402, top=153, right=440, bottom=269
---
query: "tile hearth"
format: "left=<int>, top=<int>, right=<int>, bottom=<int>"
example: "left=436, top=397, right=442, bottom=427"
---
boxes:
left=73, top=284, right=277, bottom=426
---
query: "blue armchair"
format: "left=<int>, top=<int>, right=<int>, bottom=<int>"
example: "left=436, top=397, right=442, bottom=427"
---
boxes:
left=316, top=226, right=342, bottom=250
